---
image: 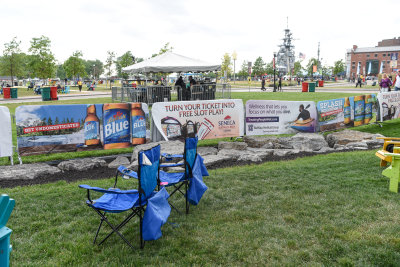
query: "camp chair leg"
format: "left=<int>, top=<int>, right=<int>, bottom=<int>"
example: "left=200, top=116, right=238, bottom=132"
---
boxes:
left=185, top=181, right=189, bottom=214
left=93, top=211, right=106, bottom=244
left=90, top=206, right=136, bottom=250
left=380, top=160, right=388, bottom=167
left=98, top=209, right=139, bottom=246
left=169, top=201, right=182, bottom=215
left=139, top=208, right=144, bottom=249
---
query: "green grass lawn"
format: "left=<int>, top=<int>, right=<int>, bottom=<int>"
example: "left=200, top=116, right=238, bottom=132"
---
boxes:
left=4, top=150, right=400, bottom=265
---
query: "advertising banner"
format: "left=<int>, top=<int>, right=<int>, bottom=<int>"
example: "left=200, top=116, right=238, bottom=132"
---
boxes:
left=316, top=94, right=376, bottom=131
left=0, top=106, right=13, bottom=158
left=151, top=99, right=244, bottom=141
left=245, top=100, right=317, bottom=135
left=16, top=103, right=149, bottom=156
left=377, top=92, right=400, bottom=121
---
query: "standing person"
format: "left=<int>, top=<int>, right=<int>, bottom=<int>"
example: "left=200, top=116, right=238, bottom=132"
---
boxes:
left=175, top=76, right=185, bottom=101
left=355, top=76, right=362, bottom=88
left=261, top=78, right=266, bottom=91
left=78, top=80, right=82, bottom=92
left=392, top=70, right=400, bottom=91
left=278, top=77, right=282, bottom=91
left=379, top=73, right=392, bottom=93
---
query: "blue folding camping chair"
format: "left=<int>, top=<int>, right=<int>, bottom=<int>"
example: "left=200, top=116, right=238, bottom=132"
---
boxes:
left=79, top=144, right=170, bottom=249
left=159, top=136, right=209, bottom=214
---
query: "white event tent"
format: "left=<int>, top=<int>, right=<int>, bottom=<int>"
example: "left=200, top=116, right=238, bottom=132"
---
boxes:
left=122, top=52, right=221, bottom=74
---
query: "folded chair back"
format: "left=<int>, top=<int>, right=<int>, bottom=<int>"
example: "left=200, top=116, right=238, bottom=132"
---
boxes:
left=184, top=136, right=198, bottom=177
left=138, top=145, right=161, bottom=203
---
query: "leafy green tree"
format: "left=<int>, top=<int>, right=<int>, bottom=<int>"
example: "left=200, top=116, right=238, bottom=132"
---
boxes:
left=306, top=58, right=319, bottom=76
left=56, top=64, right=66, bottom=80
left=264, top=61, right=274, bottom=75
left=84, top=59, right=104, bottom=79
left=333, top=59, right=345, bottom=76
left=293, top=61, right=304, bottom=77
left=63, top=51, right=86, bottom=80
left=237, top=60, right=249, bottom=79
left=0, top=37, right=25, bottom=84
left=220, top=53, right=232, bottom=79
left=116, top=51, right=135, bottom=80
left=28, top=36, right=56, bottom=79
left=105, top=51, right=115, bottom=88
left=252, top=56, right=265, bottom=76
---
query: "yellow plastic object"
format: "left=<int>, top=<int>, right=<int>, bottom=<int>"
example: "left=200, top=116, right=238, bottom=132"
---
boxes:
left=375, top=137, right=400, bottom=167
left=382, top=149, right=400, bottom=193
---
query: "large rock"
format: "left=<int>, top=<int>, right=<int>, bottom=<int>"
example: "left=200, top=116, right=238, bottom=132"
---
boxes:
left=218, top=141, right=247, bottom=151
left=131, top=140, right=184, bottom=162
left=284, top=133, right=329, bottom=152
left=108, top=156, right=130, bottom=169
left=202, top=155, right=233, bottom=168
left=246, top=147, right=274, bottom=160
left=57, top=158, right=107, bottom=171
left=217, top=149, right=246, bottom=160
left=0, top=163, right=61, bottom=180
left=325, top=130, right=384, bottom=148
left=343, top=141, right=369, bottom=150
left=197, top=146, right=218, bottom=157
left=243, top=136, right=279, bottom=148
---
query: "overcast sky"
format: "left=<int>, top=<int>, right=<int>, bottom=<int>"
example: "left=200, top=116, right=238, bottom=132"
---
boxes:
left=2, top=0, right=399, bottom=70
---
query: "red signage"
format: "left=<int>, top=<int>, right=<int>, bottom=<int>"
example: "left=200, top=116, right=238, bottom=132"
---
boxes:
left=23, top=122, right=80, bottom=134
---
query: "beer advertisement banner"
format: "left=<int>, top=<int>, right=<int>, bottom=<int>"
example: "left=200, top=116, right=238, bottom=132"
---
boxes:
left=316, top=94, right=376, bottom=131
left=377, top=92, right=400, bottom=121
left=151, top=99, right=244, bottom=141
left=16, top=103, right=149, bottom=156
left=245, top=100, right=317, bottom=135
left=0, top=106, right=13, bottom=157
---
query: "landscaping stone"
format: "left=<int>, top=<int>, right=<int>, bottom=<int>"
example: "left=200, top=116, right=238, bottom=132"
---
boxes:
left=217, top=149, right=245, bottom=160
left=131, top=140, right=184, bottom=162
left=286, top=133, right=329, bottom=151
left=343, top=141, right=369, bottom=150
left=57, top=158, right=107, bottom=171
left=197, top=147, right=218, bottom=157
left=218, top=141, right=248, bottom=151
left=0, top=163, right=61, bottom=180
left=108, top=156, right=130, bottom=169
left=202, top=155, right=233, bottom=168
left=325, top=130, right=384, bottom=148
left=237, top=153, right=262, bottom=162
left=243, top=136, right=279, bottom=148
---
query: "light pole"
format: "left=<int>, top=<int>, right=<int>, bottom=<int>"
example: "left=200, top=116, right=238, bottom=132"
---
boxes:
left=273, top=52, right=277, bottom=92
left=232, top=51, right=237, bottom=84
left=93, top=64, right=96, bottom=80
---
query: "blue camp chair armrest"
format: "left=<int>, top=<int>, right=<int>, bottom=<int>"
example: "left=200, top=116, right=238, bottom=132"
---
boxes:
left=161, top=153, right=183, bottom=162
left=117, top=165, right=138, bottom=179
left=160, top=162, right=184, bottom=168
left=79, top=185, right=139, bottom=195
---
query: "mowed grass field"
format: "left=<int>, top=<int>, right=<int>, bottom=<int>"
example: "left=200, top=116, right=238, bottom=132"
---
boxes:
left=3, top=150, right=400, bottom=265
left=1, top=91, right=400, bottom=265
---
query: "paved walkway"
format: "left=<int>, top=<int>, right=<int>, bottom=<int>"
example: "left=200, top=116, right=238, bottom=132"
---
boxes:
left=0, top=90, right=111, bottom=104
left=1, top=83, right=379, bottom=104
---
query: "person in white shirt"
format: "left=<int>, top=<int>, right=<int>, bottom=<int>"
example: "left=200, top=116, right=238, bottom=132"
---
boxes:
left=392, top=70, right=400, bottom=91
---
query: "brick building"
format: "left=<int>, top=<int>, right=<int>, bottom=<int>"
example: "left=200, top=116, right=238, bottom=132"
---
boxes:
left=346, top=38, right=400, bottom=79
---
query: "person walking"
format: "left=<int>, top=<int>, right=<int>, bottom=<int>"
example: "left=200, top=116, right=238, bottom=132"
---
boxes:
left=77, top=80, right=82, bottom=92
left=392, top=70, right=400, bottom=91
left=261, top=78, right=266, bottom=91
left=379, top=73, right=392, bottom=93
left=355, top=76, right=362, bottom=88
left=278, top=77, right=282, bottom=91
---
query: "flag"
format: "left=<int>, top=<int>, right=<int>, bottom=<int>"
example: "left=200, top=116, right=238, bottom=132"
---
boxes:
left=299, top=52, right=306, bottom=60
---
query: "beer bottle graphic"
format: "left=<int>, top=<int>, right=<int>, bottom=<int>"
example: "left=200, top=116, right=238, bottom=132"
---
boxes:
left=343, top=97, right=351, bottom=125
left=103, top=103, right=131, bottom=149
left=364, top=94, right=373, bottom=124
left=131, top=103, right=146, bottom=145
left=354, top=95, right=365, bottom=127
left=84, top=104, right=100, bottom=146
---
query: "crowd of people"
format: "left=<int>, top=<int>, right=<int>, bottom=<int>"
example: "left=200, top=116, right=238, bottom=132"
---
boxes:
left=354, top=70, right=400, bottom=92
